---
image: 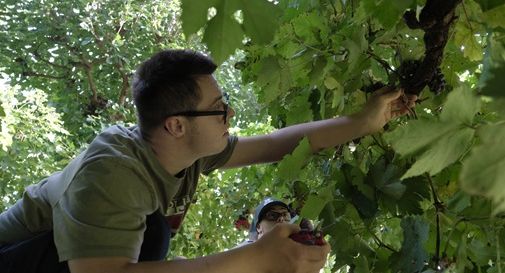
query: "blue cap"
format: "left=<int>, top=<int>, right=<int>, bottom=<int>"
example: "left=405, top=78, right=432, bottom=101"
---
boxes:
left=249, top=197, right=289, bottom=240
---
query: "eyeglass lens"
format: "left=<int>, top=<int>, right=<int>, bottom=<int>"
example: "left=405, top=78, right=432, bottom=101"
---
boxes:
left=264, top=210, right=291, bottom=222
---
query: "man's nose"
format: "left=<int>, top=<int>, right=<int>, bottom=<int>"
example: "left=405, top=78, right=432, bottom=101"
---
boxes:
left=228, top=106, right=236, bottom=119
left=226, top=106, right=236, bottom=124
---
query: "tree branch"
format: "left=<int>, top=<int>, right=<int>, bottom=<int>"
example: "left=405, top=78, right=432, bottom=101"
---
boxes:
left=22, top=71, right=66, bottom=80
left=83, top=63, right=98, bottom=103
left=115, top=60, right=130, bottom=106
left=33, top=48, right=70, bottom=70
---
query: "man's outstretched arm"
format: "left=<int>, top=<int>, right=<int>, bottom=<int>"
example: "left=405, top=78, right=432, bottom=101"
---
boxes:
left=68, top=224, right=330, bottom=273
left=223, top=87, right=416, bottom=168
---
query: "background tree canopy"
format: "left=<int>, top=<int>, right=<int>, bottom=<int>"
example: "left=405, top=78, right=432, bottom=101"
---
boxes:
left=1, top=0, right=505, bottom=272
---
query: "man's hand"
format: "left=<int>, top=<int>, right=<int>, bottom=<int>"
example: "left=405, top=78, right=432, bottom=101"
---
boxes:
left=353, top=86, right=417, bottom=135
left=254, top=223, right=331, bottom=273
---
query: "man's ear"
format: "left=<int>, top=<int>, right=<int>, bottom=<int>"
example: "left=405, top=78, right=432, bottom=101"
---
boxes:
left=256, top=224, right=262, bottom=236
left=164, top=117, right=186, bottom=137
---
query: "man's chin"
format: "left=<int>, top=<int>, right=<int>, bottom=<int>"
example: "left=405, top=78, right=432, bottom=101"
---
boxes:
left=205, top=142, right=228, bottom=157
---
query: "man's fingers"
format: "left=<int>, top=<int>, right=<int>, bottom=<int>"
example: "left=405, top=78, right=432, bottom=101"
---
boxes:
left=295, top=244, right=331, bottom=273
left=272, top=223, right=301, bottom=237
left=405, top=94, right=418, bottom=102
left=377, top=87, right=402, bottom=102
left=375, top=85, right=396, bottom=95
left=299, top=243, right=331, bottom=261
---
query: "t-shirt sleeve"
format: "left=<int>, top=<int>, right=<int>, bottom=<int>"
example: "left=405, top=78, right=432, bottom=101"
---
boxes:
left=201, top=135, right=238, bottom=175
left=53, top=158, right=157, bottom=262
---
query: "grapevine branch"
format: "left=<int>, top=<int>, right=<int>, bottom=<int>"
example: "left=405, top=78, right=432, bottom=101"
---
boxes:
left=426, top=174, right=444, bottom=268
left=366, top=226, right=397, bottom=252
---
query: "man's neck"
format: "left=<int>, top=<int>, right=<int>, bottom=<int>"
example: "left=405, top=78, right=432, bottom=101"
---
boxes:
left=148, top=130, right=197, bottom=176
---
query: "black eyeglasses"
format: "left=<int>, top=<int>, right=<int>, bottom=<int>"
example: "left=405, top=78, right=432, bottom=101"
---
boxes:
left=168, top=92, right=230, bottom=124
left=262, top=210, right=292, bottom=222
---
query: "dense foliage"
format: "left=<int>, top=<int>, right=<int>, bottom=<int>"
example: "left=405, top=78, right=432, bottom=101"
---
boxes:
left=181, top=0, right=505, bottom=272
left=0, top=0, right=263, bottom=257
left=1, top=0, right=505, bottom=272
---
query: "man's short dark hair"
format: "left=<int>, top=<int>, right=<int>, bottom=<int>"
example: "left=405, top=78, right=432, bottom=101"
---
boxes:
left=132, top=49, right=217, bottom=138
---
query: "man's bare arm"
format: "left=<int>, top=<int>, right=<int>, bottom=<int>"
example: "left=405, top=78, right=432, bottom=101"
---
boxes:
left=223, top=87, right=416, bottom=168
left=68, top=224, right=330, bottom=273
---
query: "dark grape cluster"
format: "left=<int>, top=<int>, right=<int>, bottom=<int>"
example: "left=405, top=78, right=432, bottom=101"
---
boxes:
left=427, top=67, right=446, bottom=95
left=289, top=229, right=325, bottom=246
left=398, top=59, right=422, bottom=87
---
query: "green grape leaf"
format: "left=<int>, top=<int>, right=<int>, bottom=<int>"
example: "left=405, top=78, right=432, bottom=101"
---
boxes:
left=440, top=85, right=481, bottom=125
left=384, top=119, right=459, bottom=156
left=379, top=176, right=430, bottom=215
left=256, top=58, right=291, bottom=103
left=319, top=201, right=340, bottom=232
left=278, top=137, right=312, bottom=182
left=239, top=0, right=281, bottom=44
left=461, top=122, right=505, bottom=214
left=377, top=0, right=414, bottom=29
left=475, top=0, right=505, bottom=11
left=467, top=232, right=497, bottom=266
left=456, top=233, right=472, bottom=272
left=285, top=90, right=313, bottom=125
left=369, top=159, right=405, bottom=199
left=484, top=5, right=505, bottom=28
left=354, top=255, right=370, bottom=273
left=479, top=61, right=505, bottom=98
left=292, top=12, right=327, bottom=45
left=202, top=2, right=244, bottom=64
left=180, top=0, right=217, bottom=37
left=324, top=76, right=340, bottom=90
left=342, top=27, right=367, bottom=71
left=308, top=57, right=327, bottom=87
left=391, top=216, right=430, bottom=273
left=447, top=191, right=472, bottom=213
left=300, top=183, right=334, bottom=220
left=256, top=57, right=281, bottom=95
left=402, top=127, right=475, bottom=179
left=350, top=186, right=378, bottom=219
left=326, top=218, right=375, bottom=268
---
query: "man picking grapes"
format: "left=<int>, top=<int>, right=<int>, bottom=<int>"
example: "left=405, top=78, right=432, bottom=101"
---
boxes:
left=0, top=49, right=416, bottom=273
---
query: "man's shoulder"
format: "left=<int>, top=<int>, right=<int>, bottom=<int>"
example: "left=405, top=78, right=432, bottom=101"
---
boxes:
left=84, top=125, right=150, bottom=161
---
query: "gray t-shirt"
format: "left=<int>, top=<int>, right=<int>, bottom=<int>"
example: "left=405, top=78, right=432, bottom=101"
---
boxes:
left=0, top=125, right=237, bottom=261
